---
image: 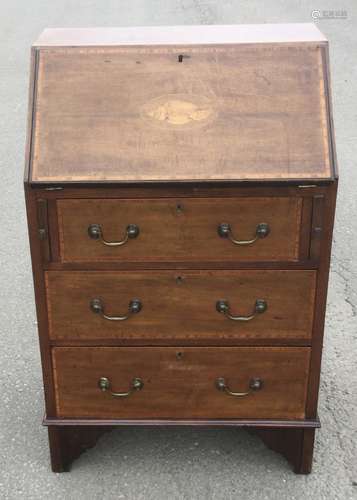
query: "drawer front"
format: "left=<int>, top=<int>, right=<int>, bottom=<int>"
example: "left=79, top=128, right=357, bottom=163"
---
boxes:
left=57, top=197, right=303, bottom=263
left=46, top=270, right=316, bottom=342
left=52, top=347, right=310, bottom=419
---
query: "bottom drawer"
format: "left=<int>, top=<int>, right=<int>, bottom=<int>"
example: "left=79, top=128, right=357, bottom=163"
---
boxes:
left=52, top=347, right=310, bottom=419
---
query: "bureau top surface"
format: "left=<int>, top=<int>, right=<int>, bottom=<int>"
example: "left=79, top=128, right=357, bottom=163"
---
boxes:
left=27, top=24, right=336, bottom=184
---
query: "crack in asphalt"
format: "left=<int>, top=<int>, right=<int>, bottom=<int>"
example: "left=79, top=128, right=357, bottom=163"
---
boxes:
left=330, top=264, right=357, bottom=317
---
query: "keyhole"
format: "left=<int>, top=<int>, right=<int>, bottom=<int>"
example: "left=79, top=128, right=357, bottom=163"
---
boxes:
left=176, top=203, right=184, bottom=214
left=176, top=276, right=184, bottom=285
left=176, top=351, right=183, bottom=360
left=178, top=54, right=190, bottom=63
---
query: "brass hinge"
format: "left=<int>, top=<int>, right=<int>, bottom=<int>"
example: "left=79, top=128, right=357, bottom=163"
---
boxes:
left=310, top=194, right=325, bottom=261
left=36, top=199, right=50, bottom=262
left=38, top=228, right=47, bottom=240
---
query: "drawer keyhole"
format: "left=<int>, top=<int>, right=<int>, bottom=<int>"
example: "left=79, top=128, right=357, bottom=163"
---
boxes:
left=175, top=276, right=184, bottom=285
left=176, top=203, right=184, bottom=214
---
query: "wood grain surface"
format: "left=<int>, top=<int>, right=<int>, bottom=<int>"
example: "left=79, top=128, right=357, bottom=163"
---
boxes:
left=57, top=197, right=303, bottom=263
left=52, top=346, right=311, bottom=419
left=45, top=270, right=316, bottom=342
left=30, top=43, right=332, bottom=183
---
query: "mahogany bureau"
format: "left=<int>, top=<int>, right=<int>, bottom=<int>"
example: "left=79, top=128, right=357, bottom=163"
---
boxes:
left=24, top=24, right=338, bottom=473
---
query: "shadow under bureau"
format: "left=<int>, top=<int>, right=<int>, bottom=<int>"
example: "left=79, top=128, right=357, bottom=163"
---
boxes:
left=25, top=24, right=337, bottom=473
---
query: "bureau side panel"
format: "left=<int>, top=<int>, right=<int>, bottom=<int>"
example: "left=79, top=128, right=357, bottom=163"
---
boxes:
left=306, top=181, right=337, bottom=417
left=24, top=186, right=56, bottom=415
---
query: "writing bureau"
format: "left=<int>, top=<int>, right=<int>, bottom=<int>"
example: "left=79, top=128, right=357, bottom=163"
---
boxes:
left=24, top=24, right=337, bottom=473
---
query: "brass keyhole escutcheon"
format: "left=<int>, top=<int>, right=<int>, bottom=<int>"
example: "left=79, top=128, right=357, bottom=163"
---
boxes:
left=176, top=203, right=184, bottom=214
left=175, top=275, right=184, bottom=285
left=176, top=351, right=184, bottom=360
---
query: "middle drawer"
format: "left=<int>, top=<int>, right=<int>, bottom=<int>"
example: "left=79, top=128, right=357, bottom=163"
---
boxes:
left=46, top=270, right=316, bottom=343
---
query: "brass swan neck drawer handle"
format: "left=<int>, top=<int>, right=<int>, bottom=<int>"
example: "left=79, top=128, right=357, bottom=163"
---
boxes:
left=90, top=298, right=142, bottom=321
left=216, top=377, right=263, bottom=397
left=88, top=223, right=139, bottom=246
left=216, top=299, right=267, bottom=321
left=98, top=377, right=144, bottom=398
left=217, top=222, right=270, bottom=245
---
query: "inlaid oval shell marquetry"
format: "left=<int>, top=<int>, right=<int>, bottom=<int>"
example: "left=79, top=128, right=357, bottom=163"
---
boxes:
left=142, top=94, right=215, bottom=128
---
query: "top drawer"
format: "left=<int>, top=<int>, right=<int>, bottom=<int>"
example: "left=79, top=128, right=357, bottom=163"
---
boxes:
left=57, top=197, right=304, bottom=263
